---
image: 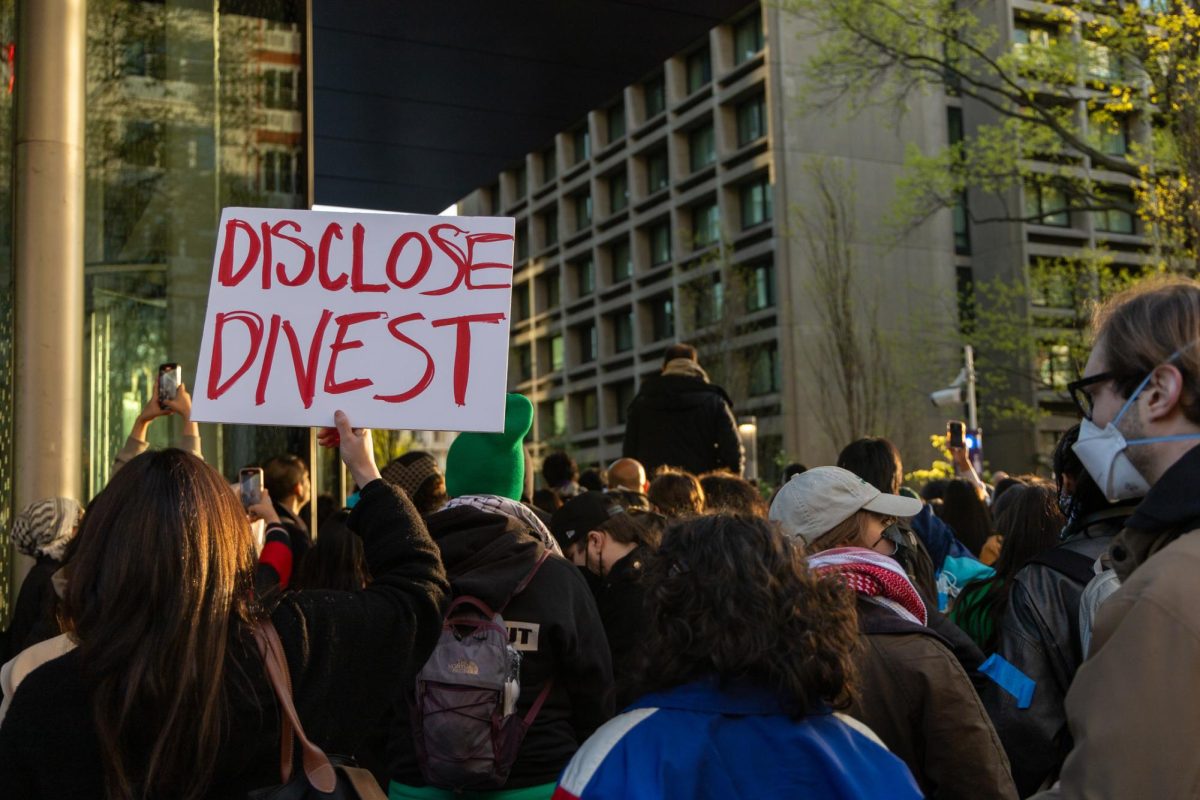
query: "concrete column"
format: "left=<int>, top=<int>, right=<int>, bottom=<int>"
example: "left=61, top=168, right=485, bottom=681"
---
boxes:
left=13, top=0, right=86, bottom=513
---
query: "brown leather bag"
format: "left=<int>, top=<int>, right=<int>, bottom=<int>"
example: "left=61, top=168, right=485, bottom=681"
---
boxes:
left=246, top=621, right=387, bottom=800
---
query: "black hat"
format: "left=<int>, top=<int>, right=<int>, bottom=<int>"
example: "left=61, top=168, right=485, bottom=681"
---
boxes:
left=549, top=491, right=625, bottom=552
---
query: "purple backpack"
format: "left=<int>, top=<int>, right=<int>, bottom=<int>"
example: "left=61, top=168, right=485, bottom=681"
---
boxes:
left=413, top=551, right=554, bottom=791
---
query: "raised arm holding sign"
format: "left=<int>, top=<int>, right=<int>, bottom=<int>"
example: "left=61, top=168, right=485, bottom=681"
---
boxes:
left=192, top=208, right=516, bottom=432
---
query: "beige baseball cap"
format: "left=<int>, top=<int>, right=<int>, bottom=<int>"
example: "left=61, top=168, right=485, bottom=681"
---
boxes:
left=769, top=466, right=923, bottom=544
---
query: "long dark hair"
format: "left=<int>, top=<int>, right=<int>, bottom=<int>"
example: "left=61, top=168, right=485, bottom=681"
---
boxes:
left=954, top=482, right=1065, bottom=652
left=940, top=479, right=993, bottom=556
left=63, top=449, right=262, bottom=800
left=293, top=510, right=370, bottom=591
left=634, top=515, right=858, bottom=715
left=836, top=437, right=903, bottom=494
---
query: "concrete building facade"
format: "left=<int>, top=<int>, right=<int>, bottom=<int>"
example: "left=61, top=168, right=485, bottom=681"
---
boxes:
left=457, top=2, right=963, bottom=482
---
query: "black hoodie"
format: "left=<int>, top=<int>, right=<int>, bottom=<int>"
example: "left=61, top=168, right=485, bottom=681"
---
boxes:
left=622, top=372, right=743, bottom=477
left=389, top=506, right=615, bottom=789
left=1111, top=442, right=1200, bottom=581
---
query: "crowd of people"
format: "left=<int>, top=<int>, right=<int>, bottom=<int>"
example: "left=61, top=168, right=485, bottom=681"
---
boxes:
left=0, top=277, right=1199, bottom=798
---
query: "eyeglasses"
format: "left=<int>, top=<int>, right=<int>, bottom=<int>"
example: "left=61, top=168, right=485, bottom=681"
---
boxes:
left=1066, top=372, right=1114, bottom=421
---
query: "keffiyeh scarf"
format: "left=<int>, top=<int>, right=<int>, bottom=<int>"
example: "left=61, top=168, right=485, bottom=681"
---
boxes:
left=442, top=494, right=563, bottom=556
left=807, top=547, right=928, bottom=626
left=11, top=497, right=84, bottom=561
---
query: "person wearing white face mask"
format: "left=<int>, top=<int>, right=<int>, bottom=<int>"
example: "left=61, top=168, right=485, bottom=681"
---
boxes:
left=1032, top=278, right=1200, bottom=800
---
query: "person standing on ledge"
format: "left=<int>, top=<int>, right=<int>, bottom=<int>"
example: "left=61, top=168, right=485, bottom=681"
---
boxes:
left=622, top=343, right=744, bottom=478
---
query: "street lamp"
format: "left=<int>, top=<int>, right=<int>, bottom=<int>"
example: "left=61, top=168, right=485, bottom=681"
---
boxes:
left=738, top=415, right=758, bottom=481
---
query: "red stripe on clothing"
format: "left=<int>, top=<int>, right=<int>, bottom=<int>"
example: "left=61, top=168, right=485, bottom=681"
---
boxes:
left=259, top=540, right=293, bottom=588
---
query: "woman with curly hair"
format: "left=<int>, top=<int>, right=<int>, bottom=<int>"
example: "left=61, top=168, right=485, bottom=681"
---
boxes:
left=771, top=466, right=1018, bottom=800
left=552, top=515, right=921, bottom=800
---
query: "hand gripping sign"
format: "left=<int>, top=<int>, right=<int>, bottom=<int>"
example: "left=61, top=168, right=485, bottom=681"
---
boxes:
left=192, top=208, right=516, bottom=432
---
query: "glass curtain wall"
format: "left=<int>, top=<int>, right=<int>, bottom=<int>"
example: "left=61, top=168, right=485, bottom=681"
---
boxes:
left=84, top=0, right=308, bottom=499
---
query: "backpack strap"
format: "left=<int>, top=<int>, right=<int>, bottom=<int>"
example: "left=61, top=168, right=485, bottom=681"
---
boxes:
left=523, top=677, right=555, bottom=726
left=1029, top=546, right=1097, bottom=586
left=251, top=620, right=337, bottom=793
left=497, top=549, right=552, bottom=616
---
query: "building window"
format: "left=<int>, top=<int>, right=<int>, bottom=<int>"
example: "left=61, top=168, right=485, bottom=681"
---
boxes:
left=749, top=344, right=780, bottom=396
left=515, top=223, right=529, bottom=262
left=736, top=94, right=766, bottom=146
left=1095, top=189, right=1136, bottom=234
left=574, top=192, right=592, bottom=230
left=542, top=146, right=557, bottom=183
left=649, top=220, right=672, bottom=265
left=740, top=176, right=772, bottom=229
left=643, top=73, right=666, bottom=118
left=689, top=124, right=716, bottom=172
left=574, top=258, right=595, bottom=296
left=513, top=282, right=530, bottom=321
left=607, top=100, right=626, bottom=143
left=577, top=321, right=597, bottom=363
left=1025, top=182, right=1070, bottom=227
left=542, top=207, right=558, bottom=247
left=609, top=171, right=629, bottom=213
left=953, top=193, right=971, bottom=254
left=514, top=164, right=528, bottom=199
left=544, top=271, right=561, bottom=309
left=744, top=262, right=774, bottom=311
left=550, top=335, right=564, bottom=372
left=1037, top=342, right=1073, bottom=391
left=686, top=46, right=712, bottom=94
left=613, top=312, right=634, bottom=353
left=692, top=201, right=720, bottom=247
left=1085, top=40, right=1122, bottom=83
left=693, top=274, right=723, bottom=327
left=647, top=149, right=669, bottom=193
left=260, top=149, right=300, bottom=195
left=263, top=67, right=298, bottom=110
left=573, top=127, right=591, bottom=163
left=733, top=13, right=764, bottom=65
left=649, top=295, right=675, bottom=342
left=1029, top=258, right=1076, bottom=308
left=1013, top=21, right=1055, bottom=54
left=579, top=391, right=599, bottom=430
left=515, top=345, right=533, bottom=382
left=552, top=398, right=566, bottom=436
left=1091, top=113, right=1128, bottom=156
left=615, top=380, right=635, bottom=424
left=611, top=238, right=632, bottom=282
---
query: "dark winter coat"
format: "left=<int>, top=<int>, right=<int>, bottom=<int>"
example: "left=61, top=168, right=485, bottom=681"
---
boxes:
left=622, top=373, right=743, bottom=477
left=0, top=479, right=449, bottom=799
left=592, top=545, right=651, bottom=709
left=389, top=505, right=615, bottom=789
left=274, top=501, right=312, bottom=565
left=848, top=598, right=1018, bottom=800
left=2, top=557, right=60, bottom=662
left=982, top=510, right=1127, bottom=797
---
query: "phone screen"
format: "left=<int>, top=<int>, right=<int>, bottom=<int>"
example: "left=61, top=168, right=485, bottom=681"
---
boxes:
left=947, top=421, right=965, bottom=448
left=158, top=363, right=181, bottom=408
left=240, top=468, right=263, bottom=508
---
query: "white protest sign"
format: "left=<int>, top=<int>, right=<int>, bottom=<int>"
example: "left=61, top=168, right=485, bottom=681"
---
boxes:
left=192, top=207, right=515, bottom=432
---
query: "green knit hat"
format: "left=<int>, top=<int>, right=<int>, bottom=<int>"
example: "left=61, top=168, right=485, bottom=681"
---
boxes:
left=445, top=393, right=533, bottom=501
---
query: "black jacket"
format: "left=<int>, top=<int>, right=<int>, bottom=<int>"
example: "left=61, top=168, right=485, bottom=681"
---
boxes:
left=274, top=501, right=312, bottom=566
left=593, top=545, right=651, bottom=709
left=981, top=509, right=1129, bottom=797
left=389, top=506, right=615, bottom=789
left=0, top=480, right=449, bottom=799
left=622, top=373, right=743, bottom=476
left=2, top=557, right=60, bottom=662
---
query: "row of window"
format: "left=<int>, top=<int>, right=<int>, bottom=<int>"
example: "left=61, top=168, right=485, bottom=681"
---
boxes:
left=530, top=344, right=780, bottom=435
left=511, top=260, right=776, bottom=344
left=516, top=174, right=773, bottom=263
left=509, top=93, right=767, bottom=201
left=1024, top=182, right=1136, bottom=233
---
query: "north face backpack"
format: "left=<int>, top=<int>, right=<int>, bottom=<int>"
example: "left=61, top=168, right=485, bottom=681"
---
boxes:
left=412, top=550, right=555, bottom=791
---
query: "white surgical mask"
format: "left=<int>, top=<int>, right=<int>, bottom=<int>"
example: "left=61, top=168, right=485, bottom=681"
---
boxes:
left=1073, top=348, right=1200, bottom=502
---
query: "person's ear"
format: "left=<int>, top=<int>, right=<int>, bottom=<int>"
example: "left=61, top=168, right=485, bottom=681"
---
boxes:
left=587, top=529, right=605, bottom=555
left=1143, top=364, right=1185, bottom=423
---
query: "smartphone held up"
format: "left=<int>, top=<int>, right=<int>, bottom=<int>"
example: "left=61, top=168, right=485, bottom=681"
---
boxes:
left=946, top=420, right=965, bottom=449
left=158, top=363, right=182, bottom=409
left=240, top=467, right=264, bottom=508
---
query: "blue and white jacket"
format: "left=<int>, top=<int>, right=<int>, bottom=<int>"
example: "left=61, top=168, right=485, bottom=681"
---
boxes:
left=552, top=678, right=924, bottom=800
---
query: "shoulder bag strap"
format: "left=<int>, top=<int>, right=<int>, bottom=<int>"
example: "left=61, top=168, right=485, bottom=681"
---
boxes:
left=251, top=620, right=337, bottom=793
left=497, top=549, right=552, bottom=616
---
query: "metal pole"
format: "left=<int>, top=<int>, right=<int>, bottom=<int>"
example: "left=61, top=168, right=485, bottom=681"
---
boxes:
left=12, top=0, right=87, bottom=592
left=964, top=345, right=978, bottom=432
